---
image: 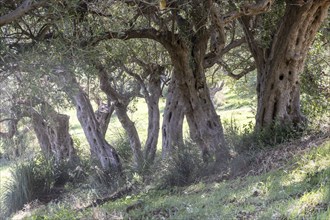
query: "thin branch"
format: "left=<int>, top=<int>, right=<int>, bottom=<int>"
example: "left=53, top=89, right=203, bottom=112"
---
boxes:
left=204, top=37, right=246, bottom=68
left=219, top=60, right=256, bottom=80
left=83, top=28, right=172, bottom=50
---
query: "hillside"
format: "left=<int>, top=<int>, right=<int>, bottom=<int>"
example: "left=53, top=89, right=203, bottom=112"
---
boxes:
left=8, top=135, right=330, bottom=220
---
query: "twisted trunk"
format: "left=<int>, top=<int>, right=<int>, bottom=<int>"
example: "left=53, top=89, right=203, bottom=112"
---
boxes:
left=95, top=101, right=114, bottom=137
left=98, top=69, right=143, bottom=169
left=162, top=75, right=184, bottom=158
left=74, top=89, right=121, bottom=171
left=144, top=67, right=162, bottom=163
left=31, top=112, right=52, bottom=158
left=57, top=71, right=121, bottom=172
left=31, top=109, right=77, bottom=186
left=168, top=42, right=230, bottom=164
left=243, top=0, right=330, bottom=129
left=31, top=109, right=76, bottom=163
left=114, top=102, right=143, bottom=169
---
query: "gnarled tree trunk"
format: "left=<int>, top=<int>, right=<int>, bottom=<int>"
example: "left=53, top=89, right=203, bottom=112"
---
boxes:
left=29, top=105, right=76, bottom=164
left=98, top=67, right=143, bottom=169
left=168, top=43, right=230, bottom=164
left=242, top=0, right=330, bottom=129
left=47, top=113, right=76, bottom=163
left=30, top=108, right=78, bottom=186
left=74, top=89, right=121, bottom=171
left=114, top=102, right=143, bottom=169
left=31, top=111, right=52, bottom=158
left=57, top=70, right=122, bottom=172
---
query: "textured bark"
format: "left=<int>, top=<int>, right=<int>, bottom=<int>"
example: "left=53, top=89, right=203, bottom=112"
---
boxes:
left=28, top=104, right=76, bottom=163
left=98, top=69, right=143, bottom=169
left=169, top=43, right=230, bottom=164
left=115, top=102, right=143, bottom=169
left=143, top=66, right=162, bottom=163
left=242, top=0, right=330, bottom=129
left=158, top=1, right=231, bottom=164
left=57, top=71, right=121, bottom=172
left=95, top=101, right=114, bottom=137
left=162, top=75, right=184, bottom=159
left=31, top=111, right=52, bottom=158
left=47, top=113, right=76, bottom=163
left=74, top=89, right=121, bottom=171
left=31, top=110, right=77, bottom=186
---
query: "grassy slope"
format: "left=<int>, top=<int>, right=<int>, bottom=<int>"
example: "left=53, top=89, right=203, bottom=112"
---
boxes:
left=18, top=138, right=330, bottom=220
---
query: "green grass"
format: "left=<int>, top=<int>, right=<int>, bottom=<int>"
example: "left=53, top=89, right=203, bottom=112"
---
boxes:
left=21, top=140, right=330, bottom=220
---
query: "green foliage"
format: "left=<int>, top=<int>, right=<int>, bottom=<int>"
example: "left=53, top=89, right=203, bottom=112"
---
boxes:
left=1, top=155, right=58, bottom=218
left=28, top=203, right=82, bottom=220
left=255, top=0, right=286, bottom=48
left=0, top=127, right=32, bottom=160
left=158, top=142, right=204, bottom=188
left=301, top=31, right=330, bottom=122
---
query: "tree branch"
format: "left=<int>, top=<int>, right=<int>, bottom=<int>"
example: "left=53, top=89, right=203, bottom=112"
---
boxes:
left=0, top=118, right=19, bottom=139
left=223, top=0, right=274, bottom=24
left=219, top=60, right=256, bottom=80
left=83, top=28, right=171, bottom=49
left=0, top=0, right=47, bottom=27
left=204, top=37, right=246, bottom=68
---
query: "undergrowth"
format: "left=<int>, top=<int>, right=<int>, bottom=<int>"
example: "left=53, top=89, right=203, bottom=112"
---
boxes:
left=1, top=155, right=58, bottom=218
left=22, top=139, right=330, bottom=219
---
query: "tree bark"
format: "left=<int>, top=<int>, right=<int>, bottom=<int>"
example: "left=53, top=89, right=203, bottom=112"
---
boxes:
left=95, top=100, right=114, bottom=137
left=242, top=0, right=330, bottom=129
left=143, top=65, right=162, bottom=163
left=161, top=75, right=184, bottom=159
left=56, top=70, right=122, bottom=172
left=114, top=102, right=143, bottom=169
left=168, top=42, right=230, bottom=164
left=97, top=68, right=143, bottom=169
left=30, top=108, right=78, bottom=186
left=31, top=111, right=52, bottom=158
left=74, top=89, right=122, bottom=171
left=46, top=113, right=76, bottom=163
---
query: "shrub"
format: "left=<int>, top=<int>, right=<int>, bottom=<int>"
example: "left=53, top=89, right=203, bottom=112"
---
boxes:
left=158, top=141, right=204, bottom=188
left=1, top=155, right=59, bottom=218
left=224, top=119, right=304, bottom=153
left=112, top=133, right=132, bottom=164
